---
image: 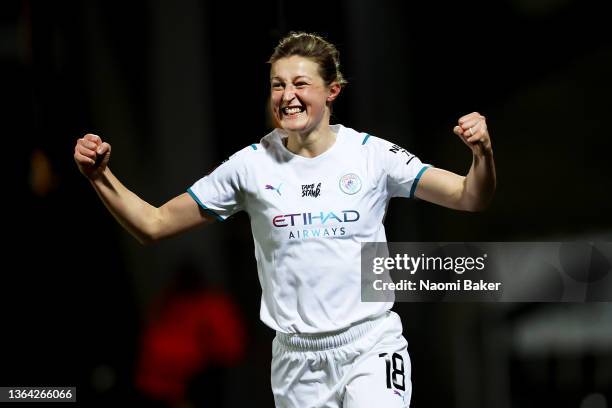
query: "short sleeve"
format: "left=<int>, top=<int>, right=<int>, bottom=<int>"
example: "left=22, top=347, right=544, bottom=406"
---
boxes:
left=371, top=136, right=431, bottom=199
left=187, top=149, right=248, bottom=221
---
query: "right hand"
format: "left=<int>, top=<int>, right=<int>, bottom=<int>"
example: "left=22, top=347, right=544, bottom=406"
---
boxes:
left=74, top=134, right=111, bottom=180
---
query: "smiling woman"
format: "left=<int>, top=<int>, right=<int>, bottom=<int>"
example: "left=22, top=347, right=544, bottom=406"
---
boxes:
left=74, top=31, right=496, bottom=408
left=268, top=33, right=345, bottom=157
left=269, top=55, right=340, bottom=150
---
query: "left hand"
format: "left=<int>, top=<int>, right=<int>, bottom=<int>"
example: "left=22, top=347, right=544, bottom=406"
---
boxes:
left=453, top=112, right=492, bottom=155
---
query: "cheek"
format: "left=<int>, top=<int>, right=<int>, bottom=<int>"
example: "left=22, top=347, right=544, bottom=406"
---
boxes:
left=297, top=90, right=323, bottom=109
left=270, top=96, right=282, bottom=114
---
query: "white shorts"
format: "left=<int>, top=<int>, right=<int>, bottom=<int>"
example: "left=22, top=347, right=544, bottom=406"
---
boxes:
left=271, top=311, right=411, bottom=408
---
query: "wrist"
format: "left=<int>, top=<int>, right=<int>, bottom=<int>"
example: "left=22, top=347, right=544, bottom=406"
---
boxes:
left=88, top=167, right=110, bottom=184
left=473, top=144, right=493, bottom=159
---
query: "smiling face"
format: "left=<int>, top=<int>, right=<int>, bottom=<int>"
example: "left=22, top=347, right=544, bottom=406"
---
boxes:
left=270, top=55, right=340, bottom=135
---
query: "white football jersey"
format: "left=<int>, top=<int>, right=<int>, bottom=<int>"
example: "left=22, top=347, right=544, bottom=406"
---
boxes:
left=188, top=124, right=430, bottom=333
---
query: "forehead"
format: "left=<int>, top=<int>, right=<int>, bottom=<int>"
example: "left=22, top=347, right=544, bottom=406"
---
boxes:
left=270, top=55, right=321, bottom=80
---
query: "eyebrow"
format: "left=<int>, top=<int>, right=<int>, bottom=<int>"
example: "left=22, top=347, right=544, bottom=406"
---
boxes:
left=270, top=75, right=312, bottom=82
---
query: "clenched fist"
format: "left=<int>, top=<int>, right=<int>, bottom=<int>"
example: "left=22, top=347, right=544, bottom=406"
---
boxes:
left=452, top=112, right=492, bottom=155
left=73, top=134, right=111, bottom=180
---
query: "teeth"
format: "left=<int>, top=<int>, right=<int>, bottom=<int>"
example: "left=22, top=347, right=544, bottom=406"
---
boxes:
left=283, top=107, right=303, bottom=115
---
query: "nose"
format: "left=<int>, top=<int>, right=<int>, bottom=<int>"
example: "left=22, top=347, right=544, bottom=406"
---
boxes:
left=282, top=84, right=297, bottom=102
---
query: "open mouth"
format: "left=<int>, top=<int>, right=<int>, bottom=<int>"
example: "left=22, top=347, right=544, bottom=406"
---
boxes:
left=281, top=106, right=306, bottom=117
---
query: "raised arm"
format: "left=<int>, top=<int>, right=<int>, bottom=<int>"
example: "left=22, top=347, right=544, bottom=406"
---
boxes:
left=415, top=112, right=496, bottom=212
left=74, top=134, right=214, bottom=245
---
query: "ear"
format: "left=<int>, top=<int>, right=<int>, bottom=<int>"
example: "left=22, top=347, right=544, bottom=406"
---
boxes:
left=326, top=82, right=341, bottom=103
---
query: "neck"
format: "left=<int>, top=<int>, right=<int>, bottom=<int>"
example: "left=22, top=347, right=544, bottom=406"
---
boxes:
left=285, top=124, right=336, bottom=158
left=284, top=109, right=337, bottom=158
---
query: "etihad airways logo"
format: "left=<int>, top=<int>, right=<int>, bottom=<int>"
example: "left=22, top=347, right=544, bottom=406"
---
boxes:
left=272, top=210, right=360, bottom=227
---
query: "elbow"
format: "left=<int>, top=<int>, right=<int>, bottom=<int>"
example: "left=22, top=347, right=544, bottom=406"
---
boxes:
left=135, top=212, right=163, bottom=246
left=459, top=181, right=495, bottom=212
left=132, top=228, right=157, bottom=245
left=138, top=227, right=162, bottom=246
left=463, top=193, right=495, bottom=212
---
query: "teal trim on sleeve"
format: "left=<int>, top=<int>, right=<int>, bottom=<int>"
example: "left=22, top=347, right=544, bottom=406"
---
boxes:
left=187, top=188, right=225, bottom=222
left=409, top=165, right=431, bottom=199
left=250, top=144, right=257, bottom=150
left=361, top=134, right=371, bottom=145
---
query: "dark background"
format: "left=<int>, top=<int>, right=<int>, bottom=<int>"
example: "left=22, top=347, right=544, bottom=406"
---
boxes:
left=2, top=0, right=611, bottom=406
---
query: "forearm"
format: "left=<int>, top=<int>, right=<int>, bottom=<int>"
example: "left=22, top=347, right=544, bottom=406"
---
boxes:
left=461, top=149, right=496, bottom=211
left=89, top=168, right=160, bottom=244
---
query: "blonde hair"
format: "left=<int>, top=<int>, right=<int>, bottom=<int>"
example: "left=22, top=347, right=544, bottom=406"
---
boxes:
left=268, top=32, right=348, bottom=88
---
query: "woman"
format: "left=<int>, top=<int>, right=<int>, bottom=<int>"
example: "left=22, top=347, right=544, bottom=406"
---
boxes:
left=74, top=32, right=495, bottom=407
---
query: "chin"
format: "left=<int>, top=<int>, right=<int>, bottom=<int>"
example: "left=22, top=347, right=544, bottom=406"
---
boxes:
left=281, top=119, right=309, bottom=132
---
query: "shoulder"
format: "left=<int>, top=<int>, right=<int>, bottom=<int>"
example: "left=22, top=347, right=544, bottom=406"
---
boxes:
left=361, top=133, right=401, bottom=151
left=223, top=128, right=280, bottom=164
left=340, top=127, right=425, bottom=174
left=338, top=125, right=397, bottom=155
left=335, top=124, right=373, bottom=147
left=356, top=130, right=418, bottom=159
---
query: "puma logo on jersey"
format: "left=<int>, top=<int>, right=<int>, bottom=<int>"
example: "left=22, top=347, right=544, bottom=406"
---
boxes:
left=265, top=183, right=282, bottom=196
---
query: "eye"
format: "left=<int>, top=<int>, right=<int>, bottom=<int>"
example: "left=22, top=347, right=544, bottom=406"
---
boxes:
left=271, top=82, right=284, bottom=90
left=295, top=82, right=308, bottom=88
